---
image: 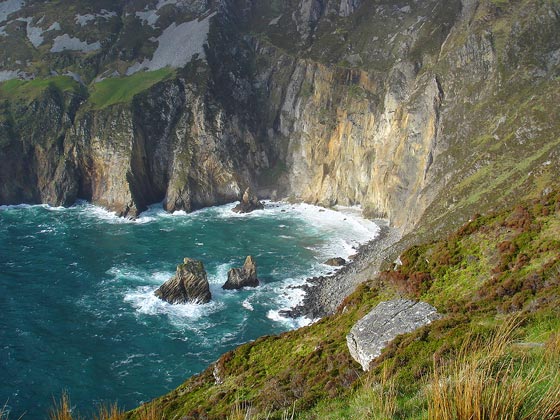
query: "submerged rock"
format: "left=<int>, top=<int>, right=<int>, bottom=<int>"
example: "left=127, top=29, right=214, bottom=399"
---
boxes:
left=232, top=188, right=264, bottom=213
left=223, top=256, right=259, bottom=290
left=155, top=258, right=211, bottom=304
left=324, top=257, right=347, bottom=266
left=347, top=299, right=440, bottom=371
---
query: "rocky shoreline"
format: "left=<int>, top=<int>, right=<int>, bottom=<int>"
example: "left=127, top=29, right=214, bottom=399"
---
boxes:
left=285, top=221, right=403, bottom=319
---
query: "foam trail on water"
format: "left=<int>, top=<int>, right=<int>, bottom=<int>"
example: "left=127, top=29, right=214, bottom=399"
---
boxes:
left=124, top=286, right=223, bottom=326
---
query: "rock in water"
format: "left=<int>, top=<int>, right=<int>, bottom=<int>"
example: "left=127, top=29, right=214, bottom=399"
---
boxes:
left=347, top=299, right=440, bottom=371
left=324, top=257, right=347, bottom=266
left=232, top=188, right=264, bottom=213
left=223, top=256, right=259, bottom=290
left=155, top=258, right=211, bottom=304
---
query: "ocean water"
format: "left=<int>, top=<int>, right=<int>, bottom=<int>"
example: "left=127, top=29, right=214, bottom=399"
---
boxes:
left=0, top=201, right=379, bottom=418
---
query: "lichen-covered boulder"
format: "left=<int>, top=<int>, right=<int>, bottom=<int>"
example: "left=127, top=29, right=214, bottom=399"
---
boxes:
left=155, top=258, right=211, bottom=304
left=347, top=299, right=440, bottom=371
left=222, top=256, right=259, bottom=290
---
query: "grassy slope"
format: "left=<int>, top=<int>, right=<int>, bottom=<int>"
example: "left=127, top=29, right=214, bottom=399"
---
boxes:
left=0, top=68, right=175, bottom=110
left=0, top=76, right=83, bottom=103
left=124, top=191, right=559, bottom=419
left=87, top=68, right=175, bottom=109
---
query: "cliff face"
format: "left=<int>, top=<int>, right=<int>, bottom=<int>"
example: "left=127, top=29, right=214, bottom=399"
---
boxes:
left=245, top=0, right=560, bottom=232
left=1, top=0, right=559, bottom=235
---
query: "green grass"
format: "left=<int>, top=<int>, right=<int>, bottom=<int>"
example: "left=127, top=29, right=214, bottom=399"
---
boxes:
left=87, top=68, right=175, bottom=109
left=0, top=76, right=81, bottom=103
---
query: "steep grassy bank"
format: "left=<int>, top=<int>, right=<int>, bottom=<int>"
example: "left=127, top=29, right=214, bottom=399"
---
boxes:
left=118, top=190, right=559, bottom=419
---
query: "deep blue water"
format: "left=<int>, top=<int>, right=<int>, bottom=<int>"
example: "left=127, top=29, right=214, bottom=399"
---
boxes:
left=0, top=201, right=378, bottom=418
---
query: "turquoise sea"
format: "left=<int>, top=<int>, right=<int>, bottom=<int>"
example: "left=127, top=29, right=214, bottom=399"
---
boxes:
left=0, top=201, right=378, bottom=418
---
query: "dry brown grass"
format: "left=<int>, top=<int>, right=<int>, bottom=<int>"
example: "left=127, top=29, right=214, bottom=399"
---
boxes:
left=48, top=393, right=128, bottom=420
left=351, top=363, right=397, bottom=420
left=49, top=392, right=77, bottom=420
left=92, top=403, right=126, bottom=420
left=135, top=404, right=166, bottom=420
left=428, top=318, right=560, bottom=420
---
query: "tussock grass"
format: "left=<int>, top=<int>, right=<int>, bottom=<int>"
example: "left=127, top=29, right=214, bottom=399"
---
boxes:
left=49, top=392, right=76, bottom=420
left=428, top=318, right=560, bottom=420
left=350, top=364, right=397, bottom=420
left=134, top=404, right=165, bottom=420
left=47, top=393, right=128, bottom=420
left=92, top=403, right=126, bottom=420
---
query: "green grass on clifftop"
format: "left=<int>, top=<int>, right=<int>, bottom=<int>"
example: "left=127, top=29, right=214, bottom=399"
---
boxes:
left=0, top=76, right=82, bottom=104
left=87, top=68, right=175, bottom=109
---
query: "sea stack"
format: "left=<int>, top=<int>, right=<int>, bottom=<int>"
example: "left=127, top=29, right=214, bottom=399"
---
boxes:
left=232, top=188, right=264, bottom=213
left=155, top=258, right=211, bottom=304
left=223, top=256, right=260, bottom=290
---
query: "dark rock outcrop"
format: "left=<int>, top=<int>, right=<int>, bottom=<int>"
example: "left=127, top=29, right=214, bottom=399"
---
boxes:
left=324, top=257, right=346, bottom=267
left=232, top=188, right=264, bottom=214
left=222, top=256, right=259, bottom=290
left=155, top=258, right=211, bottom=304
left=347, top=299, right=440, bottom=371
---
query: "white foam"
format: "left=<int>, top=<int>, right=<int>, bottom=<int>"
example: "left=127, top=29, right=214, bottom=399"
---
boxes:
left=208, top=262, right=233, bottom=285
left=208, top=200, right=379, bottom=261
left=124, top=285, right=222, bottom=322
left=267, top=309, right=312, bottom=329
left=0, top=203, right=34, bottom=210
left=70, top=201, right=160, bottom=225
left=107, top=265, right=173, bottom=285
left=242, top=299, right=254, bottom=311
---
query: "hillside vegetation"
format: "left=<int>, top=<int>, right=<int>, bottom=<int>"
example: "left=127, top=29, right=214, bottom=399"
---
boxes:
left=36, top=190, right=560, bottom=419
left=106, top=191, right=558, bottom=419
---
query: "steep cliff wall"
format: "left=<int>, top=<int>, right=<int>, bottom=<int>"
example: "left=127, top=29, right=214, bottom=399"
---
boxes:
left=245, top=0, right=560, bottom=233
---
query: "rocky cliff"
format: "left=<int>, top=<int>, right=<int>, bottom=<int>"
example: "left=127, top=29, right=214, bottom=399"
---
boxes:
left=1, top=0, right=559, bottom=235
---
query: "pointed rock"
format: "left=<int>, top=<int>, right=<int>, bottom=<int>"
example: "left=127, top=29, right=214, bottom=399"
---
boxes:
left=155, top=258, right=211, bottom=304
left=232, top=187, right=264, bottom=213
left=223, top=256, right=259, bottom=290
